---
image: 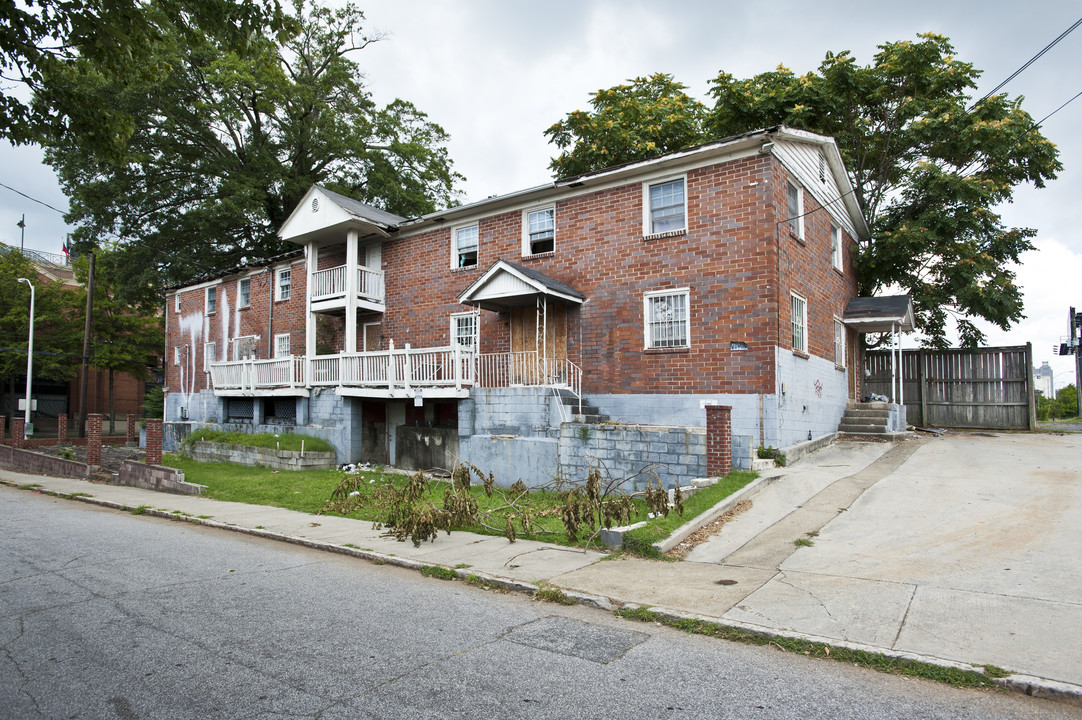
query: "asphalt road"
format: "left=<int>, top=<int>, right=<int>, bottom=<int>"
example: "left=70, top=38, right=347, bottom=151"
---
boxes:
left=1, top=487, right=1075, bottom=720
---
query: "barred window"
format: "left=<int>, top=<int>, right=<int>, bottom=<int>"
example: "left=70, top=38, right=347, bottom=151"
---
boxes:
left=791, top=293, right=807, bottom=353
left=644, top=289, right=690, bottom=349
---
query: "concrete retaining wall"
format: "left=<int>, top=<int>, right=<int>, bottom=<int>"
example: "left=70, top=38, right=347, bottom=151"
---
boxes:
left=187, top=441, right=336, bottom=470
left=0, top=444, right=90, bottom=478
left=558, top=423, right=707, bottom=492
left=117, top=461, right=205, bottom=495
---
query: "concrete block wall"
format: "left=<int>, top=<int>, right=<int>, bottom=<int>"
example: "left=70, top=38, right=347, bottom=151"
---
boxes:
left=774, top=348, right=849, bottom=447
left=459, top=387, right=556, bottom=438
left=558, top=423, right=707, bottom=492
left=458, top=434, right=559, bottom=488
left=188, top=441, right=336, bottom=470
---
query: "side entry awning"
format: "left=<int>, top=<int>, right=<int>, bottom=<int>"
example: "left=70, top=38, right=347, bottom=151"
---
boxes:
left=457, top=259, right=585, bottom=312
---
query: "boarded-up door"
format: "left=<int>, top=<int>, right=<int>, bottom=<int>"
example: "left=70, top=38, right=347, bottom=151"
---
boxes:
left=510, top=302, right=566, bottom=384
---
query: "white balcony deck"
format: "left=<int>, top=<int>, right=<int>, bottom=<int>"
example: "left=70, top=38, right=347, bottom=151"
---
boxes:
left=310, top=263, right=385, bottom=313
left=209, top=349, right=580, bottom=401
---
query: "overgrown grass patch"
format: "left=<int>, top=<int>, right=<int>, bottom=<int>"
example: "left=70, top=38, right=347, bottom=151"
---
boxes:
left=622, top=470, right=757, bottom=558
left=615, top=608, right=1007, bottom=690
left=181, top=429, right=334, bottom=453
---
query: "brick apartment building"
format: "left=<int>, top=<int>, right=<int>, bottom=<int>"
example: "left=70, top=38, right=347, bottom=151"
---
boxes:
left=164, top=126, right=878, bottom=487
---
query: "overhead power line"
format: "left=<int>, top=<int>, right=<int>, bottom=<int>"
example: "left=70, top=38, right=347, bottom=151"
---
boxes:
left=969, top=16, right=1082, bottom=112
left=0, top=180, right=68, bottom=215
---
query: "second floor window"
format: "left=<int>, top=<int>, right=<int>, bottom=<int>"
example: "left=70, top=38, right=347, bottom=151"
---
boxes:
left=239, top=277, right=250, bottom=307
left=524, top=207, right=554, bottom=255
left=233, top=335, right=259, bottom=361
left=205, top=286, right=216, bottom=315
left=454, top=224, right=478, bottom=268
left=204, top=342, right=216, bottom=371
left=787, top=181, right=804, bottom=239
left=274, top=333, right=291, bottom=358
left=646, top=178, right=686, bottom=235
left=276, top=268, right=291, bottom=300
left=831, top=224, right=843, bottom=271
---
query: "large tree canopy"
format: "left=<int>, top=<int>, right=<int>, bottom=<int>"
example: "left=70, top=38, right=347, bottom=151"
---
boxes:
left=546, top=34, right=1062, bottom=346
left=42, top=0, right=462, bottom=302
left=1, top=0, right=287, bottom=155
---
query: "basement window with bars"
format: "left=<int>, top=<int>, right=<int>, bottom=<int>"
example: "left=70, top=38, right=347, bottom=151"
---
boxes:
left=226, top=398, right=254, bottom=423
left=265, top=397, right=297, bottom=424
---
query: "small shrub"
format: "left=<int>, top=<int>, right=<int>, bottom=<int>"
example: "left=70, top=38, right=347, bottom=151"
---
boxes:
left=535, top=584, right=576, bottom=605
left=420, top=565, right=456, bottom=581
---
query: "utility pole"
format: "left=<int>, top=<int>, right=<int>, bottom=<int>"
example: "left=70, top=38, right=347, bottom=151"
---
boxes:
left=78, top=252, right=95, bottom=438
left=1074, top=306, right=1082, bottom=417
left=17, top=278, right=35, bottom=433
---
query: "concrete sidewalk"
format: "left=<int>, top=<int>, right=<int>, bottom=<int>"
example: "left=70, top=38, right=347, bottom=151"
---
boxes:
left=3, top=432, right=1081, bottom=706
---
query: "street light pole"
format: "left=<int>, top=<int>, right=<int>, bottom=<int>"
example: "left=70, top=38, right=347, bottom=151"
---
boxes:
left=17, top=278, right=35, bottom=431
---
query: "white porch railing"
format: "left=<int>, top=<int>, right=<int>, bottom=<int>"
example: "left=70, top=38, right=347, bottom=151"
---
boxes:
left=209, top=348, right=577, bottom=398
left=476, top=351, right=581, bottom=397
left=310, top=263, right=385, bottom=304
left=209, top=356, right=306, bottom=391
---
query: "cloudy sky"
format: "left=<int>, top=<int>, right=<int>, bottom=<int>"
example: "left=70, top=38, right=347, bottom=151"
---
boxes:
left=2, top=0, right=1081, bottom=388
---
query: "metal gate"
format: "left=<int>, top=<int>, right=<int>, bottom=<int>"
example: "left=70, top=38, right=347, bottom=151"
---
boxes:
left=864, top=344, right=1036, bottom=430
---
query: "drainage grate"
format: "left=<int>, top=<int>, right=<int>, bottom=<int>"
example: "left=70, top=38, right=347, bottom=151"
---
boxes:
left=504, top=616, right=648, bottom=664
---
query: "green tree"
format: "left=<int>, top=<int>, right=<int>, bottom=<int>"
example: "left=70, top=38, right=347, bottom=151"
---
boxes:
left=1, top=0, right=287, bottom=156
left=544, top=35, right=1061, bottom=346
left=0, top=250, right=83, bottom=419
left=546, top=73, right=707, bottom=179
left=73, top=249, right=164, bottom=431
left=1056, top=384, right=1078, bottom=418
left=42, top=0, right=462, bottom=299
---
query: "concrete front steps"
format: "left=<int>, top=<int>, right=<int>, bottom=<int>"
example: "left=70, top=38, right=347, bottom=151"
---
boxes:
left=837, top=401, right=909, bottom=440
left=555, top=389, right=610, bottom=424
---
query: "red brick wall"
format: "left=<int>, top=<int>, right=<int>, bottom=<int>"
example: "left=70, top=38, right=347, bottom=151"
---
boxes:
left=380, top=155, right=783, bottom=395
left=773, top=164, right=859, bottom=365
left=165, top=257, right=307, bottom=393
left=164, top=150, right=859, bottom=399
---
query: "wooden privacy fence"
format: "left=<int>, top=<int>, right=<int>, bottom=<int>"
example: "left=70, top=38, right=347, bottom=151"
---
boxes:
left=863, top=344, right=1036, bottom=430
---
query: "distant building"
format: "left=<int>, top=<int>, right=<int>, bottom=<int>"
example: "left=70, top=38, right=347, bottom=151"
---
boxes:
left=1034, top=361, right=1054, bottom=398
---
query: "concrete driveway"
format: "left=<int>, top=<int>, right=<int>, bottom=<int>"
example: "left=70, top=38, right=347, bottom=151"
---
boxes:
left=688, top=432, right=1082, bottom=687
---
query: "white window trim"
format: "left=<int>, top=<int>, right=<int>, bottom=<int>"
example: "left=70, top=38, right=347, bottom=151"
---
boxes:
left=791, top=292, right=808, bottom=354
left=204, top=342, right=216, bottom=372
left=275, top=268, right=291, bottom=301
left=642, top=175, right=688, bottom=237
left=205, top=286, right=216, bottom=315
left=174, top=294, right=181, bottom=313
left=274, top=333, right=291, bottom=358
left=643, top=287, right=691, bottom=350
left=232, top=335, right=260, bottom=361
left=451, top=223, right=479, bottom=269
left=173, top=346, right=181, bottom=366
left=833, top=317, right=846, bottom=368
left=450, top=310, right=480, bottom=349
left=831, top=224, right=843, bottom=271
left=787, top=180, right=804, bottom=240
left=238, top=277, right=251, bottom=308
left=521, top=205, right=555, bottom=256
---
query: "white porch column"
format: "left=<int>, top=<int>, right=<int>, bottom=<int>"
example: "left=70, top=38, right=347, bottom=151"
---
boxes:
left=305, top=243, right=318, bottom=386
left=345, top=229, right=359, bottom=353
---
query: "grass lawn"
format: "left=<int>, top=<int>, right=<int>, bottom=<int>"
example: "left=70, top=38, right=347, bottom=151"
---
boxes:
left=164, top=453, right=757, bottom=552
left=181, top=429, right=335, bottom=453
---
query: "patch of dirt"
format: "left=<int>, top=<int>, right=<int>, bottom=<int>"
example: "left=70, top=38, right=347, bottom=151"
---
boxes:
left=664, top=499, right=752, bottom=560
left=35, top=443, right=146, bottom=475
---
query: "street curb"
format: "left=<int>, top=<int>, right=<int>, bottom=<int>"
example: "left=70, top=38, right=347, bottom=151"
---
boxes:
left=6, top=478, right=1081, bottom=708
left=611, top=603, right=1082, bottom=708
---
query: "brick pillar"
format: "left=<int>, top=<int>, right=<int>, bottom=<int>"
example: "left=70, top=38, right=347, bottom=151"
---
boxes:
left=0, top=414, right=6, bottom=442
left=87, top=413, right=103, bottom=467
left=126, top=414, right=137, bottom=444
left=145, top=418, right=163, bottom=466
left=12, top=417, right=26, bottom=449
left=706, top=405, right=732, bottom=477
left=58, top=413, right=68, bottom=443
